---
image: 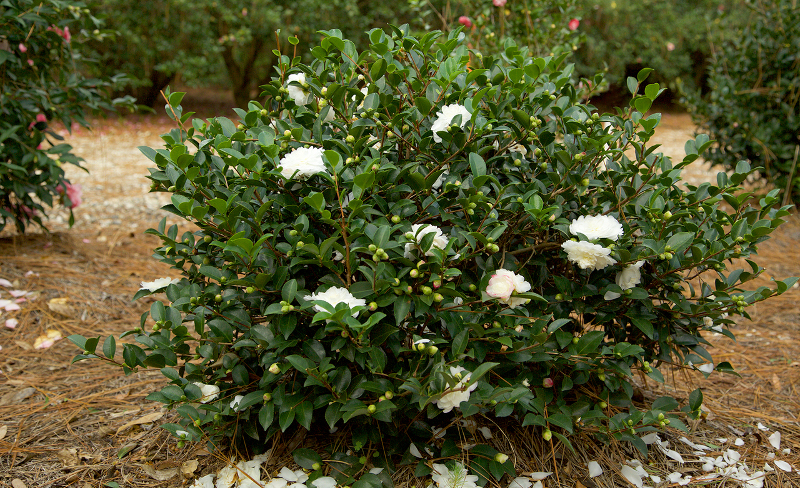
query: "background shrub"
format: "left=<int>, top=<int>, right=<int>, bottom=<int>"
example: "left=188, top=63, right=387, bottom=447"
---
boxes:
left=683, top=0, right=800, bottom=204
left=0, top=0, right=133, bottom=233
left=71, top=25, right=795, bottom=486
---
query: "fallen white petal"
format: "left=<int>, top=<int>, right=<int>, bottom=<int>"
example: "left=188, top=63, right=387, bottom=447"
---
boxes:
left=5, top=318, right=18, bottom=329
left=783, top=448, right=791, bottom=454
left=724, top=449, right=741, bottom=464
left=757, top=422, right=770, bottom=431
left=528, top=472, right=552, bottom=481
left=767, top=452, right=775, bottom=460
left=716, top=438, right=728, bottom=443
left=650, top=475, right=662, bottom=483
left=8, top=290, right=27, bottom=298
left=507, top=477, right=532, bottom=488
left=189, top=474, right=215, bottom=488
left=774, top=460, right=792, bottom=472
left=768, top=431, right=781, bottom=449
left=409, top=444, right=423, bottom=458
left=477, top=426, right=492, bottom=438
left=667, top=472, right=683, bottom=482
left=620, top=466, right=643, bottom=487
left=764, top=463, right=774, bottom=472
left=662, top=448, right=684, bottom=463
left=0, top=278, right=12, bottom=287
left=588, top=461, right=603, bottom=478
left=532, top=482, right=542, bottom=488
left=311, top=477, right=337, bottom=488
left=640, top=433, right=659, bottom=445
left=735, top=438, right=745, bottom=446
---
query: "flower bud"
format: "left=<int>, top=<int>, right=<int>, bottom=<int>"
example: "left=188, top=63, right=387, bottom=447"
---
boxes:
left=263, top=392, right=272, bottom=401
left=542, top=429, right=552, bottom=441
left=410, top=269, right=419, bottom=278
left=369, top=302, right=378, bottom=311
left=542, top=377, right=554, bottom=388
left=468, top=284, right=477, bottom=291
left=391, top=215, right=401, bottom=224
left=494, top=453, right=509, bottom=464
left=598, top=401, right=607, bottom=409
left=427, top=345, right=438, bottom=355
left=433, top=293, right=444, bottom=302
left=269, top=363, right=281, bottom=374
left=312, top=462, right=322, bottom=471
left=384, top=391, right=393, bottom=399
left=367, top=404, right=376, bottom=413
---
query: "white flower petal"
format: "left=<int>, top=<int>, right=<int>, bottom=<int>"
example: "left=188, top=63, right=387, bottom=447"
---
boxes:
left=311, top=477, right=337, bottom=488
left=528, top=472, right=552, bottom=481
left=735, top=438, right=745, bottom=446
left=431, top=104, right=471, bottom=143
left=569, top=214, right=624, bottom=241
left=620, top=465, right=643, bottom=487
left=190, top=474, right=216, bottom=488
left=768, top=431, right=781, bottom=449
left=774, top=460, right=792, bottom=472
left=757, top=422, right=770, bottom=431
left=140, top=277, right=180, bottom=291
left=507, top=477, right=532, bottom=488
left=279, top=146, right=327, bottom=179
left=0, top=278, right=12, bottom=287
left=587, top=461, right=603, bottom=478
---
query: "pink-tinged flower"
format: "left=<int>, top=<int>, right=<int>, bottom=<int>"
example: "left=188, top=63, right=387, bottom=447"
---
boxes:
left=5, top=319, right=18, bottom=329
left=493, top=0, right=507, bottom=6
left=486, top=269, right=531, bottom=308
left=458, top=16, right=472, bottom=28
left=34, top=329, right=62, bottom=349
left=27, top=59, right=34, bottom=66
left=36, top=113, right=47, bottom=123
left=19, top=43, right=27, bottom=53
left=666, top=42, right=675, bottom=51
left=543, top=377, right=554, bottom=388
left=62, top=26, right=71, bottom=43
left=57, top=182, right=82, bottom=209
left=20, top=205, right=37, bottom=218
left=568, top=18, right=580, bottom=30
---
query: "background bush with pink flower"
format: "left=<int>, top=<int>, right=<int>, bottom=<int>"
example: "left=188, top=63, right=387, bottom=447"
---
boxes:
left=69, top=23, right=795, bottom=487
left=0, top=0, right=133, bottom=233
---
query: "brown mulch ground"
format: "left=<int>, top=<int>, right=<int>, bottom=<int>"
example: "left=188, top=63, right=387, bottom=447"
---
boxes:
left=1, top=94, right=800, bottom=487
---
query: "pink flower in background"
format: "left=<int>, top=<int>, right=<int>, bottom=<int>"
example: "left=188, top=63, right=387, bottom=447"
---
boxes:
left=666, top=42, right=676, bottom=51
left=57, top=182, right=82, bottom=209
left=568, top=18, right=580, bottom=30
left=19, top=43, right=27, bottom=53
left=493, top=0, right=506, bottom=6
left=62, top=26, right=71, bottom=43
left=458, top=16, right=472, bottom=28
left=27, top=59, right=34, bottom=66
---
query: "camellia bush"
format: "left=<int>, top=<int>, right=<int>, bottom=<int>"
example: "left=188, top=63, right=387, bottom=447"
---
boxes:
left=683, top=0, right=800, bottom=204
left=71, top=25, right=795, bottom=486
left=0, top=0, right=134, bottom=233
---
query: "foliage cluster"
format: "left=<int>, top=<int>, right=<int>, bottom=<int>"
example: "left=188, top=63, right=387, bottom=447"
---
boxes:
left=683, top=0, right=800, bottom=204
left=0, top=0, right=132, bottom=232
left=71, top=25, right=795, bottom=487
left=571, top=0, right=749, bottom=96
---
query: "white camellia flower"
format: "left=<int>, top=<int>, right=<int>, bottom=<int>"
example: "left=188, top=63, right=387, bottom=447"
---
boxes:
left=562, top=240, right=617, bottom=271
left=139, top=277, right=179, bottom=291
left=433, top=366, right=478, bottom=413
left=431, top=103, right=472, bottom=143
left=308, top=286, right=366, bottom=317
left=278, top=146, right=327, bottom=180
left=430, top=461, right=479, bottom=488
left=286, top=73, right=312, bottom=106
left=405, top=223, right=450, bottom=258
left=604, top=260, right=645, bottom=300
left=193, top=382, right=220, bottom=403
left=485, top=269, right=531, bottom=308
left=569, top=214, right=624, bottom=241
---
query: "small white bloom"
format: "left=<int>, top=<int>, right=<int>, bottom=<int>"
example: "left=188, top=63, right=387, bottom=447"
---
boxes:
left=485, top=269, right=531, bottom=308
left=308, top=286, right=366, bottom=317
left=431, top=104, right=472, bottom=143
left=332, top=250, right=344, bottom=261
left=193, top=382, right=220, bottom=403
left=696, top=363, right=714, bottom=374
left=587, top=461, right=603, bottom=477
left=229, top=395, right=244, bottom=411
left=569, top=214, right=624, bottom=241
left=562, top=240, right=617, bottom=271
left=139, top=277, right=179, bottom=291
left=286, top=73, right=312, bottom=106
left=433, top=366, right=478, bottom=413
left=430, top=462, right=479, bottom=488
left=278, top=146, right=327, bottom=180
left=604, top=260, right=644, bottom=300
left=405, top=223, right=449, bottom=258
left=432, top=169, right=449, bottom=190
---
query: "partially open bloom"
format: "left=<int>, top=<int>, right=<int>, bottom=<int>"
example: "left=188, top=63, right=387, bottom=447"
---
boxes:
left=569, top=214, right=624, bottom=241
left=493, top=0, right=507, bottom=6
left=308, top=286, right=366, bottom=317
left=458, top=16, right=472, bottom=28
left=562, top=240, right=617, bottom=270
left=278, top=146, right=327, bottom=179
left=431, top=461, right=480, bottom=488
left=56, top=181, right=82, bottom=209
left=431, top=104, right=471, bottom=143
left=604, top=261, right=645, bottom=300
left=486, top=269, right=531, bottom=307
left=405, top=223, right=449, bottom=257
left=139, top=277, right=180, bottom=291
left=19, top=43, right=27, bottom=53
left=193, top=382, right=220, bottom=403
left=433, top=366, right=478, bottom=413
left=286, top=72, right=312, bottom=106
left=568, top=18, right=580, bottom=30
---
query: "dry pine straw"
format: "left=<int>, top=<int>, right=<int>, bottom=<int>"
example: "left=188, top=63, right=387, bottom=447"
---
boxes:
left=0, top=216, right=799, bottom=487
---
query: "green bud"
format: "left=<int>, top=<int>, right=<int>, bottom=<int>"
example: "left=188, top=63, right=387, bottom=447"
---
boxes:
left=468, top=284, right=477, bottom=291
left=598, top=401, right=607, bottom=409
left=367, top=404, right=377, bottom=414
left=663, top=210, right=673, bottom=220
left=391, top=215, right=401, bottom=224
left=433, top=293, right=444, bottom=302
left=597, top=373, right=606, bottom=381
left=421, top=286, right=432, bottom=295
left=245, top=287, right=254, bottom=294
left=346, top=135, right=355, bottom=143
left=296, top=241, right=304, bottom=248
left=581, top=178, right=590, bottom=186
left=263, top=393, right=272, bottom=401
left=384, top=391, right=393, bottom=399
left=410, top=269, right=419, bottom=278
left=554, top=294, right=564, bottom=301
left=369, top=302, right=378, bottom=311
left=368, top=244, right=377, bottom=252
left=572, top=336, right=579, bottom=344
left=289, top=230, right=298, bottom=236
left=214, top=294, right=223, bottom=303
left=542, top=429, right=552, bottom=441
left=312, top=463, right=321, bottom=471
left=514, top=159, right=522, bottom=167
left=492, top=321, right=501, bottom=329
left=427, top=345, right=439, bottom=355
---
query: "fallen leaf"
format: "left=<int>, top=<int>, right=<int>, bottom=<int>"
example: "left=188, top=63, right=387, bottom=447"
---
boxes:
left=141, top=464, right=179, bottom=481
left=771, top=373, right=781, bottom=391
left=117, top=442, right=137, bottom=458
left=0, top=425, right=7, bottom=440
left=116, top=411, right=164, bottom=435
left=14, top=341, right=31, bottom=351
left=181, top=459, right=199, bottom=478
left=0, top=387, right=37, bottom=406
left=48, top=297, right=75, bottom=317
left=56, top=448, right=79, bottom=467
left=11, top=479, right=26, bottom=488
